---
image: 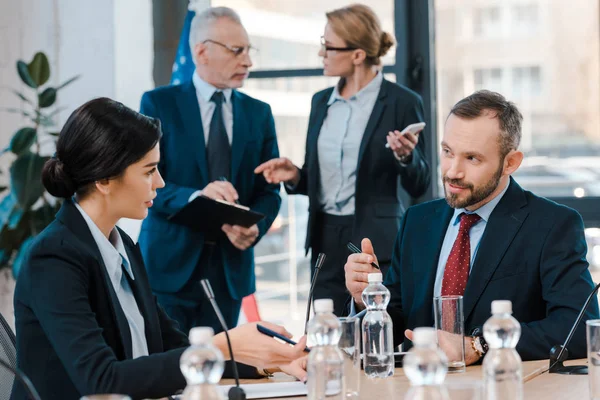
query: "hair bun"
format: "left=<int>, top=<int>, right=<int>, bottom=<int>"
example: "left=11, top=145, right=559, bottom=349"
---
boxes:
left=41, top=158, right=77, bottom=198
left=378, top=31, right=395, bottom=57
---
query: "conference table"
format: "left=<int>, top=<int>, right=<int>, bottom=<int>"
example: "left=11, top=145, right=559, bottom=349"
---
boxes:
left=221, top=359, right=590, bottom=399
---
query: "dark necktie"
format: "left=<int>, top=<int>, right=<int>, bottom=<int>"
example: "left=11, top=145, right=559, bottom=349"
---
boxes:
left=441, top=213, right=481, bottom=296
left=206, top=91, right=231, bottom=181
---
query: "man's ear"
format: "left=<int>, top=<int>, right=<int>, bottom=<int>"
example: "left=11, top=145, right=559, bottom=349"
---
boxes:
left=503, top=150, right=524, bottom=176
left=194, top=42, right=208, bottom=65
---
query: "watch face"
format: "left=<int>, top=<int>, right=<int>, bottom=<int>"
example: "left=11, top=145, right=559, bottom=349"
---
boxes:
left=474, top=337, right=484, bottom=353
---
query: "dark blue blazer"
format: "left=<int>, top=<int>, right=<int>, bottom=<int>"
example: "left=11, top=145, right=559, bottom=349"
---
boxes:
left=386, top=178, right=600, bottom=360
left=13, top=200, right=190, bottom=400
left=138, top=80, right=281, bottom=299
left=288, top=79, right=430, bottom=262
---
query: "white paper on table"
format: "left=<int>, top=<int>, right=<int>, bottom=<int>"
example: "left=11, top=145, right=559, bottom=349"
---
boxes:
left=218, top=381, right=341, bottom=399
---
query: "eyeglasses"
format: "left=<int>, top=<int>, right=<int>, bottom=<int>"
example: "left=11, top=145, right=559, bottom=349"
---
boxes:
left=203, top=39, right=258, bottom=57
left=320, top=36, right=357, bottom=52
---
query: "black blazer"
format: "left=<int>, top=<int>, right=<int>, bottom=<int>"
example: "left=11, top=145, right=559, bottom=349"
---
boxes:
left=13, top=200, right=256, bottom=400
left=288, top=78, right=430, bottom=263
left=386, top=178, right=600, bottom=360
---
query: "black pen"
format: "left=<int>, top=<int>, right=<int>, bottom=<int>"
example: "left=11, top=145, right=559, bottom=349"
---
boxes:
left=256, top=324, right=310, bottom=353
left=217, top=176, right=241, bottom=205
left=346, top=242, right=380, bottom=270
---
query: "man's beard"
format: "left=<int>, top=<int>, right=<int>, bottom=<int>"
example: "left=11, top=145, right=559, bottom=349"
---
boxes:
left=443, top=161, right=504, bottom=209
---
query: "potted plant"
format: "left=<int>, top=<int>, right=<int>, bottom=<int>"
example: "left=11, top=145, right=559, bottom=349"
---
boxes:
left=0, top=51, right=79, bottom=278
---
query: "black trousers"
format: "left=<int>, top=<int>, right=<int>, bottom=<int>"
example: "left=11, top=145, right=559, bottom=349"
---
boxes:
left=310, top=213, right=355, bottom=316
left=155, top=242, right=242, bottom=335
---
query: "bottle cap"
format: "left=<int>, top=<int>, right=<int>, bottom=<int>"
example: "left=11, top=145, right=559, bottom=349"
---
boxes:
left=189, top=327, right=214, bottom=345
left=412, top=327, right=437, bottom=346
left=491, top=300, right=512, bottom=314
left=314, top=298, right=334, bottom=313
left=368, top=272, right=383, bottom=283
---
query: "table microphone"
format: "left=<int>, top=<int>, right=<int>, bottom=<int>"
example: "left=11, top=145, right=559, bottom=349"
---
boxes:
left=200, top=279, right=246, bottom=400
left=304, top=253, right=326, bottom=334
left=0, top=358, right=42, bottom=400
left=548, top=281, right=600, bottom=375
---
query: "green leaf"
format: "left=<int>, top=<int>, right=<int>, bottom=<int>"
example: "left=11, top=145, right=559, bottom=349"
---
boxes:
left=17, top=60, right=37, bottom=88
left=12, top=236, right=34, bottom=278
left=0, top=193, right=18, bottom=231
left=27, top=52, right=51, bottom=88
left=38, top=87, right=57, bottom=108
left=11, top=90, right=33, bottom=105
left=56, top=75, right=80, bottom=90
left=0, top=107, right=34, bottom=119
left=48, top=132, right=60, bottom=137
left=9, top=127, right=37, bottom=155
left=10, top=152, right=48, bottom=208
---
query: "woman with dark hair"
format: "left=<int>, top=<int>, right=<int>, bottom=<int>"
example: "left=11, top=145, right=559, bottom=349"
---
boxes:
left=13, top=97, right=307, bottom=400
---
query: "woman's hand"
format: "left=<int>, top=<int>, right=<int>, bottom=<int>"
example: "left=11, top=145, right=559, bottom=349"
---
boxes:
left=254, top=158, right=301, bottom=185
left=277, top=355, right=308, bottom=382
left=215, top=322, right=308, bottom=369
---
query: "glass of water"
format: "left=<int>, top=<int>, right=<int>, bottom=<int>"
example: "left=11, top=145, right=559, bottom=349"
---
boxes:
left=587, top=319, right=600, bottom=399
left=434, top=295, right=466, bottom=373
left=338, top=317, right=360, bottom=399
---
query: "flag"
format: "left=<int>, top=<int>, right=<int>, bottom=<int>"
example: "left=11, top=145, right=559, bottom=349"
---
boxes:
left=171, top=9, right=196, bottom=85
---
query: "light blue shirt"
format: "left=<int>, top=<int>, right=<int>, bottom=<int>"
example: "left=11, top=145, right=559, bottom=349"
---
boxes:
left=433, top=181, right=510, bottom=297
left=317, top=72, right=383, bottom=215
left=74, top=202, right=149, bottom=359
left=192, top=72, right=233, bottom=145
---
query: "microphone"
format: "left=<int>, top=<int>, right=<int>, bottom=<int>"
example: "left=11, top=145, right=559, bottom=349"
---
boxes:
left=304, top=253, right=326, bottom=334
left=200, top=279, right=246, bottom=400
left=548, top=281, right=600, bottom=375
left=0, top=358, right=42, bottom=400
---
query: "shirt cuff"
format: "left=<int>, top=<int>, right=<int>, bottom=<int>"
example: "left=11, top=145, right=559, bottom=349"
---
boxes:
left=393, top=152, right=412, bottom=166
left=188, top=190, right=202, bottom=202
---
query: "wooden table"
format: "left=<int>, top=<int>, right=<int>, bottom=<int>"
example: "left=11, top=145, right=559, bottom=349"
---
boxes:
left=221, top=358, right=579, bottom=399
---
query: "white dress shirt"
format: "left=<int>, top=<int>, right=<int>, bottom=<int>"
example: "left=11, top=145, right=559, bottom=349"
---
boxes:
left=74, top=202, right=149, bottom=359
left=192, top=72, right=233, bottom=145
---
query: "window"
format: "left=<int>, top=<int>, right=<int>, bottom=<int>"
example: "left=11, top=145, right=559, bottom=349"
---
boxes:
left=474, top=68, right=504, bottom=92
left=473, top=7, right=502, bottom=38
left=512, top=4, right=539, bottom=35
left=512, top=66, right=542, bottom=98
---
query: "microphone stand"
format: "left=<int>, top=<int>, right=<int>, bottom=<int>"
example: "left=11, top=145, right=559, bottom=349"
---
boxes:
left=0, top=358, right=42, bottom=400
left=548, top=281, right=600, bottom=375
left=304, top=253, right=326, bottom=334
left=201, top=279, right=246, bottom=400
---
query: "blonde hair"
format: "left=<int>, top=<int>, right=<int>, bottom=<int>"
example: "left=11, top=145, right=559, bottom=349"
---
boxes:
left=326, top=4, right=395, bottom=66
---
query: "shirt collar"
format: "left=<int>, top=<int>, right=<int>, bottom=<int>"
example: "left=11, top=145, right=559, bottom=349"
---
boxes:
left=193, top=72, right=233, bottom=104
left=327, top=71, right=383, bottom=106
left=451, top=179, right=511, bottom=226
left=74, top=201, right=134, bottom=281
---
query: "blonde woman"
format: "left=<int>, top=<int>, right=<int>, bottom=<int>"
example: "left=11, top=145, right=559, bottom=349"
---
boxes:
left=256, top=4, right=431, bottom=315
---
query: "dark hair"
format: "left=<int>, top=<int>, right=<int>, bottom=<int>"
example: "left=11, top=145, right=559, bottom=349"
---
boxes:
left=449, top=90, right=523, bottom=157
left=42, top=97, right=162, bottom=199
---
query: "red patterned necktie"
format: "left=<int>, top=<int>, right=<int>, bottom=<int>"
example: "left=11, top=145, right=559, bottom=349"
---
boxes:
left=441, top=213, right=481, bottom=296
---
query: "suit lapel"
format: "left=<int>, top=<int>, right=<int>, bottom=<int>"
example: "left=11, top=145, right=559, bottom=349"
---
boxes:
left=307, top=91, right=331, bottom=203
left=357, top=79, right=389, bottom=169
left=231, top=91, right=249, bottom=185
left=122, top=240, right=161, bottom=353
left=177, top=80, right=209, bottom=185
left=463, top=178, right=529, bottom=321
left=412, top=203, right=454, bottom=326
left=56, top=201, right=133, bottom=359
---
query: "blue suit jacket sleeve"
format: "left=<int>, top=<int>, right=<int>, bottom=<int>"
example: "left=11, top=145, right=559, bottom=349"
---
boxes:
left=140, top=92, right=198, bottom=214
left=26, top=241, right=187, bottom=399
left=516, top=209, right=599, bottom=360
left=246, top=104, right=281, bottom=240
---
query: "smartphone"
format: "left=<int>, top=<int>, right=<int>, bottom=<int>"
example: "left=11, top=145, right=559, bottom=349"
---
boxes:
left=385, top=122, right=426, bottom=148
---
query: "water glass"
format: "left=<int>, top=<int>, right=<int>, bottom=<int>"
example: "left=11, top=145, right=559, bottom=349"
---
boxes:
left=434, top=295, right=465, bottom=373
left=338, top=317, right=360, bottom=398
left=587, top=319, right=600, bottom=399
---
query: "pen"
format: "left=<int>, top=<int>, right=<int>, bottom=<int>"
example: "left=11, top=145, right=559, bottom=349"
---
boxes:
left=217, top=176, right=241, bottom=205
left=346, top=242, right=380, bottom=270
left=256, top=324, right=311, bottom=353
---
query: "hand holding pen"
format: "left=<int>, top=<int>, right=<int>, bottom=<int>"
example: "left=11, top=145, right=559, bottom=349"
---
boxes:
left=345, top=238, right=381, bottom=309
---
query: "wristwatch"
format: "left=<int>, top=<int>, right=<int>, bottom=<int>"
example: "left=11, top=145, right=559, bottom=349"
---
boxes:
left=470, top=327, right=489, bottom=359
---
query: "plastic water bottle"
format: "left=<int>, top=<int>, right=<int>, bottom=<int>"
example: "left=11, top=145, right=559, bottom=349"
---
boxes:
left=307, top=298, right=345, bottom=400
left=361, top=272, right=394, bottom=378
left=483, top=300, right=523, bottom=400
left=403, top=327, right=449, bottom=400
left=180, top=327, right=225, bottom=400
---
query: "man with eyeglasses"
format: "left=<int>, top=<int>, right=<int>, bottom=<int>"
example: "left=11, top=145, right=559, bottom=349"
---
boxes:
left=138, top=6, right=281, bottom=335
